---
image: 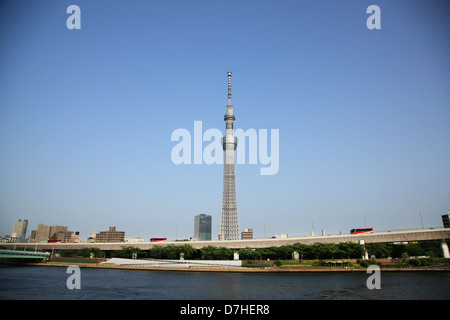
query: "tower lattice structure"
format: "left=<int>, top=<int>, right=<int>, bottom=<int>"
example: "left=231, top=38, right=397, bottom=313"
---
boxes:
left=219, top=72, right=240, bottom=240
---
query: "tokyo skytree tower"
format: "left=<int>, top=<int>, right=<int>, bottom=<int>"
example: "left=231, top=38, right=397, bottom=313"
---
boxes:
left=219, top=71, right=240, bottom=240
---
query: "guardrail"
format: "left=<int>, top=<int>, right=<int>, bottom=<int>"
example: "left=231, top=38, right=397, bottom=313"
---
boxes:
left=263, top=226, right=444, bottom=240
left=0, top=249, right=50, bottom=258
left=102, top=257, right=242, bottom=268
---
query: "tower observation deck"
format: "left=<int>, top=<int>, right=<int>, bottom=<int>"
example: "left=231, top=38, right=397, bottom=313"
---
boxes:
left=219, top=72, right=240, bottom=240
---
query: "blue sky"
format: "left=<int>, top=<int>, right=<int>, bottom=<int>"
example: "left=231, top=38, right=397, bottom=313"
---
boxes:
left=1, top=0, right=449, bottom=241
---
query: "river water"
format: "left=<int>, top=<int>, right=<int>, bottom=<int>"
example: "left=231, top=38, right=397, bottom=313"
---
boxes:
left=0, top=265, right=449, bottom=300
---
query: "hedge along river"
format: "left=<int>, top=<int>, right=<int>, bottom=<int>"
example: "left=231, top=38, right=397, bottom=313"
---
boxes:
left=53, top=240, right=448, bottom=261
left=1, top=265, right=449, bottom=300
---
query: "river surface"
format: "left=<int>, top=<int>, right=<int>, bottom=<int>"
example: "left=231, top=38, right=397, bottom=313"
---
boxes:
left=0, top=265, right=449, bottom=300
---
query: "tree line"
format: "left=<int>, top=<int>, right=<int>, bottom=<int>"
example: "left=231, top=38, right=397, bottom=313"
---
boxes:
left=56, top=240, right=446, bottom=260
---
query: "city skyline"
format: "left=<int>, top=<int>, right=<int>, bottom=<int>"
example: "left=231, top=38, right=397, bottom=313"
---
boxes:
left=1, top=1, right=450, bottom=242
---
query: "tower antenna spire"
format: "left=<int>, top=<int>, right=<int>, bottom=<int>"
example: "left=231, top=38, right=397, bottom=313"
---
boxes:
left=227, top=71, right=232, bottom=105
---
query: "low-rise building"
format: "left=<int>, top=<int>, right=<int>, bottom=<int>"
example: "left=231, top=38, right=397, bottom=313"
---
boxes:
left=241, top=228, right=254, bottom=240
left=95, top=226, right=125, bottom=242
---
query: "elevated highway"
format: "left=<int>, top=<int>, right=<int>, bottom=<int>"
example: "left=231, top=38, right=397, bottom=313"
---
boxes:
left=3, top=228, right=450, bottom=256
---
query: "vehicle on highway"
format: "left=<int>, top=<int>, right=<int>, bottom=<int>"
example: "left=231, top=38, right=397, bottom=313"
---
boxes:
left=350, top=228, right=373, bottom=234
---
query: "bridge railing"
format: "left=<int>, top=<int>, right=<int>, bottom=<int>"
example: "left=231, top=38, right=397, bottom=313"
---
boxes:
left=0, top=249, right=51, bottom=260
left=0, top=249, right=50, bottom=256
left=255, top=226, right=444, bottom=240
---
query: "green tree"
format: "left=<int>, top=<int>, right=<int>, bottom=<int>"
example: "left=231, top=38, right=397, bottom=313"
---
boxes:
left=177, top=244, right=199, bottom=259
left=405, top=242, right=425, bottom=257
left=200, top=246, right=232, bottom=260
left=111, top=246, right=142, bottom=259
left=259, top=247, right=281, bottom=260
left=148, top=245, right=178, bottom=259
left=310, top=243, right=327, bottom=260
left=336, top=242, right=361, bottom=259
left=89, top=248, right=106, bottom=258
left=238, top=247, right=258, bottom=260
left=292, top=243, right=310, bottom=260
left=366, top=243, right=392, bottom=259
left=391, top=243, right=407, bottom=258
left=401, top=252, right=409, bottom=262
left=77, top=248, right=92, bottom=258
left=415, top=240, right=443, bottom=258
left=278, top=245, right=295, bottom=260
left=327, top=244, right=341, bottom=259
left=252, top=248, right=266, bottom=260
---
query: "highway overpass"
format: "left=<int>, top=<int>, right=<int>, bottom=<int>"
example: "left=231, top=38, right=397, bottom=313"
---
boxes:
left=2, top=228, right=450, bottom=256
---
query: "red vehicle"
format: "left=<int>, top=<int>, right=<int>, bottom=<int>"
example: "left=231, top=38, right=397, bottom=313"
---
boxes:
left=350, top=228, right=373, bottom=235
left=150, top=238, right=167, bottom=242
left=48, top=239, right=62, bottom=243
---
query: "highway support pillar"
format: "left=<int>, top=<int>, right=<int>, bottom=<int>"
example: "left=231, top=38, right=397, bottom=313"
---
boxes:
left=359, top=240, right=369, bottom=260
left=441, top=240, right=450, bottom=259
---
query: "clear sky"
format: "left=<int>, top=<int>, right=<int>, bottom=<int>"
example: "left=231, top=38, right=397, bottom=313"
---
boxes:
left=1, top=0, right=449, bottom=242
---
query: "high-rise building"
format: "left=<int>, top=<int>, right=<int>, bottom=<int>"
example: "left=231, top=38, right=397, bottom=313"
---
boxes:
left=49, top=226, right=78, bottom=243
left=30, top=230, right=37, bottom=241
left=32, top=224, right=51, bottom=243
left=194, top=214, right=212, bottom=240
left=442, top=212, right=450, bottom=228
left=49, top=225, right=67, bottom=238
left=219, top=72, right=240, bottom=240
left=11, top=219, right=28, bottom=239
left=29, top=224, right=77, bottom=243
